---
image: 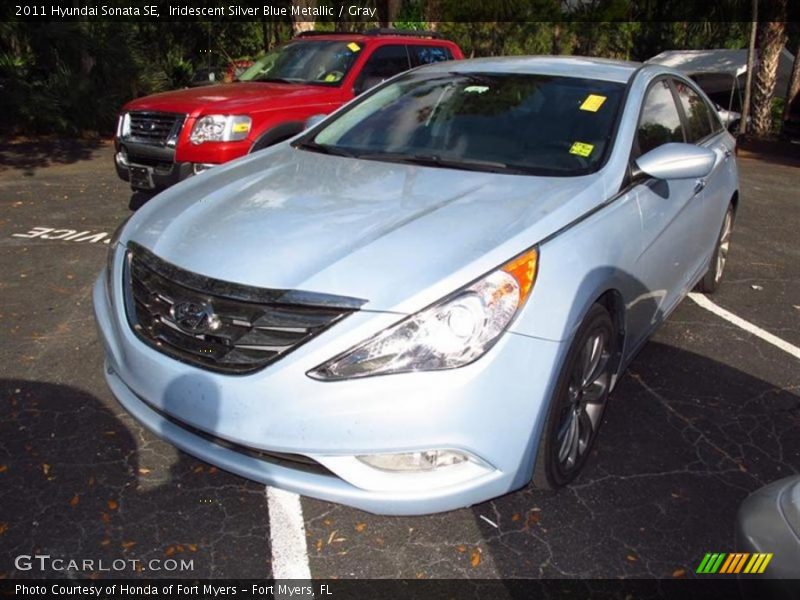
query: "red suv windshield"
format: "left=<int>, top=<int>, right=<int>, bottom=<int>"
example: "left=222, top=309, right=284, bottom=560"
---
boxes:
left=238, top=40, right=365, bottom=86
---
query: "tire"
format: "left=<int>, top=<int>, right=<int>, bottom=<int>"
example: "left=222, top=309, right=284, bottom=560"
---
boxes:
left=695, top=204, right=735, bottom=294
left=532, top=303, right=616, bottom=490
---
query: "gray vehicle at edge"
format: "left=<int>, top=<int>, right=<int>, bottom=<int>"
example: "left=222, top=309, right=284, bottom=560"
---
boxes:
left=94, top=57, right=739, bottom=515
left=737, top=476, right=800, bottom=580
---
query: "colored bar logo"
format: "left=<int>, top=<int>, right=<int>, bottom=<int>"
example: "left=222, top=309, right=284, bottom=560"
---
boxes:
left=696, top=552, right=773, bottom=574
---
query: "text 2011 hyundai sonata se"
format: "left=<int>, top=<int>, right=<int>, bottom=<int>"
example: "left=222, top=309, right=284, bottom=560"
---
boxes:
left=94, top=57, right=739, bottom=515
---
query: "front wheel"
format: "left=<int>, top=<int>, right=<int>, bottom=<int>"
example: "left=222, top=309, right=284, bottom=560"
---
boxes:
left=695, top=205, right=735, bottom=294
left=532, top=303, right=615, bottom=490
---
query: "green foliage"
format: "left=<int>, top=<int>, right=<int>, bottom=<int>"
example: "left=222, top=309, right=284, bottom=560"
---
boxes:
left=0, top=12, right=775, bottom=136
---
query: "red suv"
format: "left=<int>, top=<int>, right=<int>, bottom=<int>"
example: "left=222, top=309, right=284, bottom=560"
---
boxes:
left=114, top=29, right=463, bottom=191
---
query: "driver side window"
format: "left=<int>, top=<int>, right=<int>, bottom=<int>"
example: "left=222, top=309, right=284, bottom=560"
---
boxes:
left=354, top=45, right=410, bottom=94
left=636, top=79, right=685, bottom=157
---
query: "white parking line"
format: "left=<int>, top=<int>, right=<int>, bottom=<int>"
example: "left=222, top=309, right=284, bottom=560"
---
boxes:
left=266, top=487, right=312, bottom=580
left=688, top=292, right=800, bottom=360
left=11, top=226, right=111, bottom=244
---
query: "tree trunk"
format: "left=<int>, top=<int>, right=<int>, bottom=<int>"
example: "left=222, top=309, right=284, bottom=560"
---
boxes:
left=552, top=23, right=561, bottom=55
left=291, top=0, right=316, bottom=36
left=739, top=0, right=758, bottom=136
left=376, top=0, right=401, bottom=28
left=781, top=39, right=800, bottom=128
left=751, top=1, right=788, bottom=136
left=424, top=0, right=440, bottom=31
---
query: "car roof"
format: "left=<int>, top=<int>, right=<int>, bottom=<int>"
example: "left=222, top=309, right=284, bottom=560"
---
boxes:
left=293, top=33, right=454, bottom=45
left=421, top=56, right=642, bottom=84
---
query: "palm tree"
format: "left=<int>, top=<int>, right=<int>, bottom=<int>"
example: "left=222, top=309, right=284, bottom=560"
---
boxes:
left=751, top=0, right=788, bottom=136
left=781, top=39, right=800, bottom=136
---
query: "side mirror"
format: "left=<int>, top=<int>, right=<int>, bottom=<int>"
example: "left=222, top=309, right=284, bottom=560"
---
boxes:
left=634, top=143, right=716, bottom=180
left=304, top=114, right=327, bottom=130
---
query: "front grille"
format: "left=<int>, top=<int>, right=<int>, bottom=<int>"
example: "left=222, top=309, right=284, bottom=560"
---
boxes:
left=124, top=242, right=365, bottom=374
left=127, top=111, right=185, bottom=146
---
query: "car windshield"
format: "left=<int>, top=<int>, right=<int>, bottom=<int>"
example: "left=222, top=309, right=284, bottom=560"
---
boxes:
left=237, top=40, right=364, bottom=86
left=301, top=72, right=626, bottom=176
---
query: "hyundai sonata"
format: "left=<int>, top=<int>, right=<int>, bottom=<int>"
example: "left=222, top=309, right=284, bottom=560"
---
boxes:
left=94, top=57, right=739, bottom=515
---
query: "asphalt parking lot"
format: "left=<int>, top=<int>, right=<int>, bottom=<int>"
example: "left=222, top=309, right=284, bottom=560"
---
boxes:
left=0, top=140, right=798, bottom=580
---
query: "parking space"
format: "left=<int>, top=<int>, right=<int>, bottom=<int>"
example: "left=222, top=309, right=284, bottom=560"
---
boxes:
left=0, top=142, right=797, bottom=579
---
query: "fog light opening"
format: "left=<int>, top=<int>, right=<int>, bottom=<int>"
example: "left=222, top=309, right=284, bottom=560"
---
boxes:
left=116, top=150, right=129, bottom=167
left=357, top=449, right=471, bottom=472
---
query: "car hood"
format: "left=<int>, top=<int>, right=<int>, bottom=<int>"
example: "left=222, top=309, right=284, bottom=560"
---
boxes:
left=123, top=146, right=611, bottom=313
left=122, top=82, right=340, bottom=115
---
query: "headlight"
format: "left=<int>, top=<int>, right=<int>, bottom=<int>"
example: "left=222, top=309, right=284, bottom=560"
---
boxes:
left=309, top=248, right=538, bottom=380
left=116, top=112, right=130, bottom=138
left=105, top=217, right=130, bottom=296
left=190, top=115, right=252, bottom=144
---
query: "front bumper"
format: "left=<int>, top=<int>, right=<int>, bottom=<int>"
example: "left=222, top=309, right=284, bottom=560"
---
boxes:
left=114, top=140, right=194, bottom=191
left=93, top=260, right=566, bottom=515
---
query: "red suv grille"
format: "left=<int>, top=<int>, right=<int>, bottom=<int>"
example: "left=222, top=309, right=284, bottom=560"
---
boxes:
left=127, top=111, right=185, bottom=147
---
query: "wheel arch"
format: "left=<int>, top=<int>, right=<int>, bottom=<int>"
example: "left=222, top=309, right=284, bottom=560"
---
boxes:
left=249, top=121, right=306, bottom=153
left=593, top=289, right=626, bottom=379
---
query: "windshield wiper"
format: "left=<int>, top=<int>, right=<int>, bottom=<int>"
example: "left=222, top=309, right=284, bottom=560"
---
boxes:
left=293, top=140, right=357, bottom=157
left=355, top=152, right=521, bottom=174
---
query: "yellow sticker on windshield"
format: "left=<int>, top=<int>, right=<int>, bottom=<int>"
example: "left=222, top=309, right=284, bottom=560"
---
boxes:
left=569, top=141, right=594, bottom=157
left=347, top=42, right=361, bottom=52
left=580, top=94, right=607, bottom=112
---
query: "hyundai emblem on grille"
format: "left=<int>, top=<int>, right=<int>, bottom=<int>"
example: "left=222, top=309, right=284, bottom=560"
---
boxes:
left=171, top=301, right=220, bottom=334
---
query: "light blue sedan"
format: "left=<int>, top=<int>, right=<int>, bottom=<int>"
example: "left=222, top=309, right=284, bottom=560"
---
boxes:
left=94, top=57, right=739, bottom=514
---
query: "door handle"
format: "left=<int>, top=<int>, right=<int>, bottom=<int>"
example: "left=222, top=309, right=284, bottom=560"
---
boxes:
left=694, top=178, right=706, bottom=195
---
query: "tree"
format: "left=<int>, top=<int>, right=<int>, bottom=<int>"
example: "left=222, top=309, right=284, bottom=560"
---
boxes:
left=751, top=0, right=788, bottom=136
left=781, top=38, right=800, bottom=135
left=739, top=0, right=758, bottom=136
left=291, top=0, right=316, bottom=35
left=376, top=0, right=403, bottom=28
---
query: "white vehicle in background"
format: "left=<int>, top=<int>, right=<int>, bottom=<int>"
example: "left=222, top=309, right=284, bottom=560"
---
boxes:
left=648, top=48, right=795, bottom=133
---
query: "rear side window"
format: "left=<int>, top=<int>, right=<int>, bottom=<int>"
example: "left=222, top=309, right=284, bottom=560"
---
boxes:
left=636, top=79, right=684, bottom=156
left=408, top=45, right=453, bottom=67
left=673, top=79, right=715, bottom=141
left=354, top=45, right=411, bottom=92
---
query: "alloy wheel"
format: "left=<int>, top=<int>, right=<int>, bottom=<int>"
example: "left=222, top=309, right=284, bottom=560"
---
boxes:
left=555, top=329, right=611, bottom=474
left=715, top=209, right=733, bottom=283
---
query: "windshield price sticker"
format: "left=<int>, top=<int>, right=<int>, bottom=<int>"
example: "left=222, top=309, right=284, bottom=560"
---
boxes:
left=580, top=94, right=607, bottom=112
left=347, top=42, right=361, bottom=52
left=569, top=141, right=594, bottom=157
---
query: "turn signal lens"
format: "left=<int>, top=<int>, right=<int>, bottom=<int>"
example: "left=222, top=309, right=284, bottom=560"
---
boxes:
left=502, top=248, right=538, bottom=305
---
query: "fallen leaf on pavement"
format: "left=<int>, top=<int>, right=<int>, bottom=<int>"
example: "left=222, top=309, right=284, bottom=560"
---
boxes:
left=470, top=548, right=482, bottom=568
